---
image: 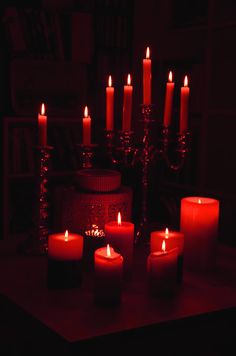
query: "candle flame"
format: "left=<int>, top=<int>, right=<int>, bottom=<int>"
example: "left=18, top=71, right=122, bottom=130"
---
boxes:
left=168, top=71, right=173, bottom=82
left=165, top=227, right=169, bottom=238
left=106, top=244, right=111, bottom=257
left=64, top=230, right=69, bottom=242
left=41, top=103, right=45, bottom=115
left=108, top=75, right=112, bottom=87
left=84, top=106, right=88, bottom=117
left=146, top=46, right=150, bottom=59
left=198, top=199, right=202, bottom=204
left=117, top=212, right=122, bottom=226
left=162, top=239, right=166, bottom=252
left=127, top=74, right=131, bottom=86
left=184, top=75, right=188, bottom=87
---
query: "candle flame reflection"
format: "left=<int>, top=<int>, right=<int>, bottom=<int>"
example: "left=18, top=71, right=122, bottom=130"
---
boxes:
left=165, top=227, right=169, bottom=238
left=107, top=244, right=111, bottom=257
left=64, top=230, right=69, bottom=242
left=41, top=103, right=45, bottom=115
left=108, top=75, right=112, bottom=87
left=127, top=74, right=131, bottom=86
left=84, top=106, right=88, bottom=117
left=184, top=75, right=188, bottom=87
left=117, top=212, right=122, bottom=226
left=168, top=71, right=173, bottom=82
left=146, top=46, right=150, bottom=59
left=162, top=239, right=166, bottom=252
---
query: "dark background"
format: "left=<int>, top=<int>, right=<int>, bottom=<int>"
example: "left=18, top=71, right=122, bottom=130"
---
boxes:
left=1, top=0, right=236, bottom=246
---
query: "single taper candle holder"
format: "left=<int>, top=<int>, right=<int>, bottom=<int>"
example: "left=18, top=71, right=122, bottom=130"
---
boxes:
left=18, top=145, right=53, bottom=255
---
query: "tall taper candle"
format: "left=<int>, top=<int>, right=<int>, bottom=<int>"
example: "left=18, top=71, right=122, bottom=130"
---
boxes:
left=143, top=46, right=151, bottom=105
left=38, top=103, right=47, bottom=146
left=122, top=74, right=133, bottom=131
left=83, top=106, right=91, bottom=145
left=106, top=75, right=114, bottom=131
left=180, top=75, right=189, bottom=133
left=163, top=71, right=175, bottom=127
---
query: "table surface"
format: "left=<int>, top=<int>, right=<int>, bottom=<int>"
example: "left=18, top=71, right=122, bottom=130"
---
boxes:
left=0, top=239, right=236, bottom=346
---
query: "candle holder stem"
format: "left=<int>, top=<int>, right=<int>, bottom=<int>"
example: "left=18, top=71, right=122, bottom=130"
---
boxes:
left=18, top=145, right=53, bottom=255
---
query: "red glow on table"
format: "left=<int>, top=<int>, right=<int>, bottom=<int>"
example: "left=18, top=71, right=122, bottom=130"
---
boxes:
left=48, top=230, right=84, bottom=261
left=143, top=46, right=152, bottom=105
left=83, top=105, right=91, bottom=145
left=180, top=196, right=220, bottom=271
left=38, top=102, right=47, bottom=146
left=122, top=74, right=133, bottom=131
left=105, top=212, right=134, bottom=275
left=163, top=71, right=175, bottom=127
left=106, top=75, right=114, bottom=131
left=180, top=75, right=190, bottom=133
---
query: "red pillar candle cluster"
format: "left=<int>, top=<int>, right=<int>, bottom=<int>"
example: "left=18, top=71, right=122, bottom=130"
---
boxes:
left=122, top=74, right=133, bottom=131
left=143, top=46, right=152, bottom=105
left=180, top=75, right=190, bottom=133
left=94, top=244, right=123, bottom=305
left=38, top=103, right=47, bottom=146
left=180, top=197, right=220, bottom=271
left=82, top=106, right=91, bottom=145
left=147, top=240, right=178, bottom=296
left=163, top=71, right=175, bottom=127
left=106, top=75, right=114, bottom=131
left=104, top=212, right=134, bottom=276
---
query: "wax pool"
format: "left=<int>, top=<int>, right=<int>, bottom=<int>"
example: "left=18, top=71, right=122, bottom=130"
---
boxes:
left=180, top=196, right=220, bottom=271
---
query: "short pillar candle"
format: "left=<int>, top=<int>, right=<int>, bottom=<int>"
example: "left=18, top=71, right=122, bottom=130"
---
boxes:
left=180, top=196, right=220, bottom=271
left=147, top=240, right=178, bottom=297
left=150, top=228, right=184, bottom=283
left=47, top=230, right=84, bottom=289
left=94, top=244, right=123, bottom=306
left=104, top=212, right=134, bottom=276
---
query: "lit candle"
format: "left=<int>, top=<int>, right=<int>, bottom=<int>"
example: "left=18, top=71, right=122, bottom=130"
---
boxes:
left=104, top=212, right=134, bottom=276
left=180, top=196, right=220, bottom=271
left=150, top=227, right=184, bottom=283
left=38, top=103, right=47, bottom=146
left=143, top=46, right=151, bottom=105
left=94, top=244, right=123, bottom=305
left=180, top=75, right=190, bottom=133
left=122, top=74, right=133, bottom=131
left=147, top=240, right=178, bottom=297
left=47, top=230, right=84, bottom=289
left=106, top=75, right=114, bottom=131
left=163, top=71, right=175, bottom=127
left=82, top=106, right=91, bottom=145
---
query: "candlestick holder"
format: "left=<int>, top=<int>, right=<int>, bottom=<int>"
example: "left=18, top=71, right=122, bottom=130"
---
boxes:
left=105, top=104, right=191, bottom=244
left=77, top=144, right=98, bottom=168
left=18, top=145, right=53, bottom=255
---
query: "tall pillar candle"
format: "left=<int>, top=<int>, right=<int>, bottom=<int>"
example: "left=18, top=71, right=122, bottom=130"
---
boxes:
left=180, top=75, right=190, bottom=133
left=122, top=74, right=133, bottom=131
left=47, top=230, right=84, bottom=289
left=83, top=106, right=91, bottom=145
left=104, top=212, right=134, bottom=276
left=147, top=240, right=178, bottom=297
left=38, top=103, right=47, bottom=146
left=180, top=196, right=220, bottom=271
left=150, top=227, right=184, bottom=283
left=143, top=46, right=152, bottom=105
left=163, top=71, right=175, bottom=127
left=106, top=75, right=114, bottom=131
left=94, top=244, right=123, bottom=305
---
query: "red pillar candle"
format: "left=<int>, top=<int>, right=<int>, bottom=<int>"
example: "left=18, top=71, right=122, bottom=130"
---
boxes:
left=104, top=212, right=134, bottom=276
left=147, top=240, right=178, bottom=296
left=180, top=197, right=220, bottom=271
left=94, top=244, right=123, bottom=305
left=83, top=106, right=91, bottom=145
left=122, top=74, right=133, bottom=131
left=143, top=46, right=152, bottom=105
left=163, top=71, right=175, bottom=127
left=180, top=75, right=190, bottom=133
left=48, top=230, right=84, bottom=261
left=106, top=75, right=114, bottom=131
left=150, top=227, right=184, bottom=283
left=38, top=103, right=47, bottom=146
